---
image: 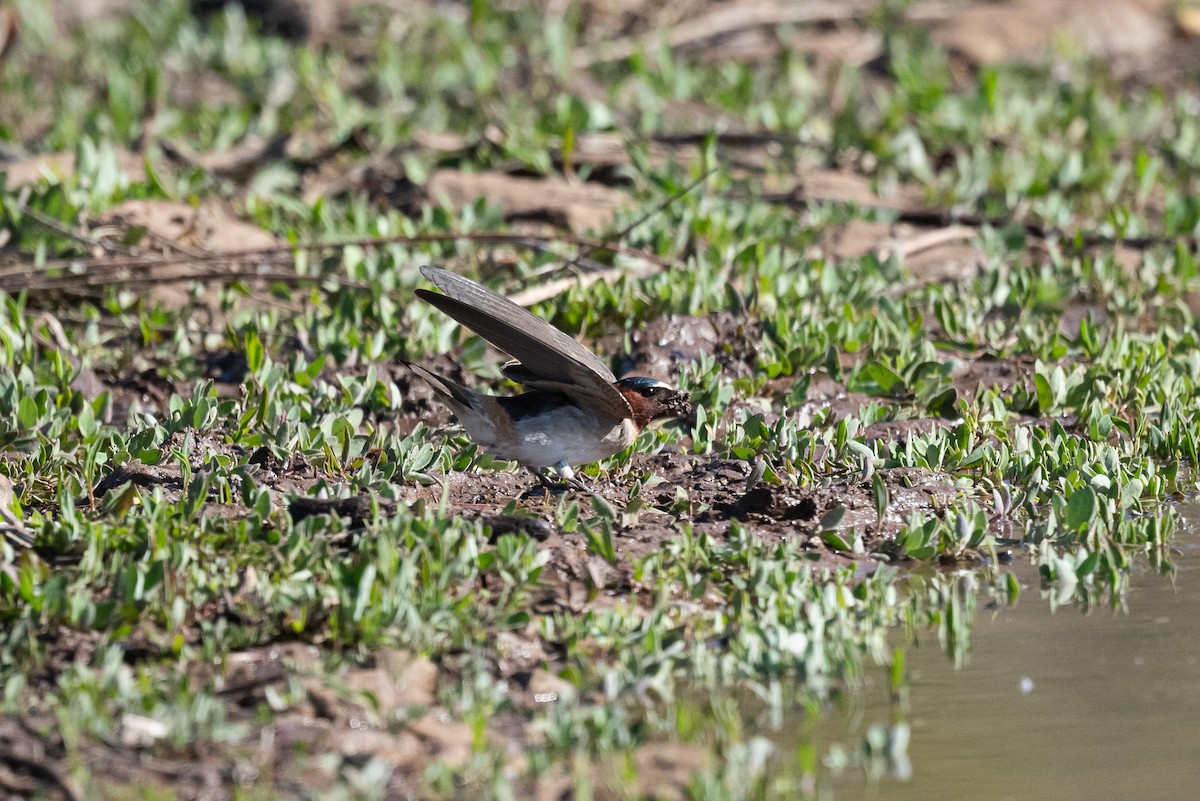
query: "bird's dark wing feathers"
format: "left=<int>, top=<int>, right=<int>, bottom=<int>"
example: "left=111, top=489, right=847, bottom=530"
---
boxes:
left=417, top=266, right=631, bottom=419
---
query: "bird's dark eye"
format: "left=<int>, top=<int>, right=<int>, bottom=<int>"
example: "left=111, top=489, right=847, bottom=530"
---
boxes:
left=644, top=387, right=660, bottom=397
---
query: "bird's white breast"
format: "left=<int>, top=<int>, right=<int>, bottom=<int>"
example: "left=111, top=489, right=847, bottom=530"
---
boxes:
left=501, top=406, right=637, bottom=468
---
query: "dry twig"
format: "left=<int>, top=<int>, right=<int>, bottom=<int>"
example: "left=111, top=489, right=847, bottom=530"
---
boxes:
left=0, top=231, right=671, bottom=298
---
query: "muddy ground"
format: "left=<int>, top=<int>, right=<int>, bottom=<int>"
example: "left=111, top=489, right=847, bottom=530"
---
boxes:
left=1, top=287, right=1053, bottom=801
left=5, top=317, right=1036, bottom=799
left=3, top=0, right=1191, bottom=798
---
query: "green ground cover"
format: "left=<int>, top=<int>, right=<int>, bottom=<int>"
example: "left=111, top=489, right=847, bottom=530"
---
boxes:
left=0, top=1, right=1198, bottom=798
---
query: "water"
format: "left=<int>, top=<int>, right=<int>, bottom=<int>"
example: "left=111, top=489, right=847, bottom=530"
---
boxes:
left=831, top=504, right=1200, bottom=801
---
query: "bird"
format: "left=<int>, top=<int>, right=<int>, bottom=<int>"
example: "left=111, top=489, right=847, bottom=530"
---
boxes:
left=407, top=265, right=693, bottom=488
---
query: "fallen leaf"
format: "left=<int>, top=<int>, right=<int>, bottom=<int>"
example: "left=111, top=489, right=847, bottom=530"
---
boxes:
left=99, top=199, right=279, bottom=252
left=934, top=0, right=1171, bottom=65
left=1, top=149, right=145, bottom=187
left=426, top=169, right=632, bottom=233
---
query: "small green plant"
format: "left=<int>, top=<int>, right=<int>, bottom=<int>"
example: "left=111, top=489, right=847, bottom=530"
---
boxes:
left=0, top=3, right=1198, bottom=799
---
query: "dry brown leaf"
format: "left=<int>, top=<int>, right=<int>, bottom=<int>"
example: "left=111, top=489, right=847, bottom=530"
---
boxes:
left=561, top=131, right=675, bottom=171
left=629, top=742, right=712, bottom=801
left=1, top=149, right=145, bottom=187
left=528, top=669, right=576, bottom=704
left=574, top=0, right=875, bottom=67
left=902, top=237, right=984, bottom=286
left=789, top=27, right=883, bottom=70
left=934, top=0, right=1172, bottom=65
left=99, top=199, right=279, bottom=252
left=87, top=200, right=281, bottom=310
left=0, top=475, right=13, bottom=511
left=47, top=0, right=137, bottom=28
left=780, top=167, right=925, bottom=210
left=821, top=218, right=893, bottom=260
left=426, top=169, right=632, bottom=233
left=405, top=714, right=473, bottom=768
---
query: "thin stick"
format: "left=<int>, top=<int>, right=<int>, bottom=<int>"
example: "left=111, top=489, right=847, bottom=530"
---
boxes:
left=516, top=168, right=716, bottom=305
left=0, top=230, right=670, bottom=284
left=507, top=260, right=660, bottom=307
left=591, top=167, right=716, bottom=255
left=877, top=226, right=976, bottom=261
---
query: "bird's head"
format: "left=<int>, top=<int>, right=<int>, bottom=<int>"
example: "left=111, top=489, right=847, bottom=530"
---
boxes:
left=615, top=376, right=693, bottom=429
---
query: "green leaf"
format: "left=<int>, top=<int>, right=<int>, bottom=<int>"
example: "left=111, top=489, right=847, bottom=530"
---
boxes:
left=17, top=396, right=38, bottom=429
left=591, top=494, right=615, bottom=520
left=866, top=362, right=906, bottom=395
left=121, top=224, right=148, bottom=246
left=1034, top=374, right=1054, bottom=413
left=822, top=531, right=852, bottom=551
left=889, top=647, right=906, bottom=689
left=583, top=520, right=617, bottom=563
left=927, top=387, right=958, bottom=417
left=76, top=402, right=96, bottom=438
left=353, top=563, right=377, bottom=622
left=558, top=500, right=579, bottom=532
left=872, top=473, right=890, bottom=519
left=818, top=505, right=847, bottom=533
left=1064, top=487, right=1096, bottom=531
left=244, top=331, right=265, bottom=373
left=1005, top=572, right=1020, bottom=604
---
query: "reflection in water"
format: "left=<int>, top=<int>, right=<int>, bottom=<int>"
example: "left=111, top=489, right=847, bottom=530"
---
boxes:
left=829, top=503, right=1200, bottom=801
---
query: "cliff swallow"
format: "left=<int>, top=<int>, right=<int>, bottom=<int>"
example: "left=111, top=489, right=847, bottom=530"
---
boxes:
left=408, top=266, right=693, bottom=487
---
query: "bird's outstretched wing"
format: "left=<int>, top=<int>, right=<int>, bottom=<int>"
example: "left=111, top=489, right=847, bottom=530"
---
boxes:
left=416, top=266, right=631, bottom=419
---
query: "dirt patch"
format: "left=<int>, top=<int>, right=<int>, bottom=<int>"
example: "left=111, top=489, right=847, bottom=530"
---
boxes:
left=949, top=355, right=1037, bottom=405
left=400, top=449, right=975, bottom=573
left=13, top=632, right=716, bottom=800
left=5, top=2, right=1167, bottom=797
left=2, top=645, right=477, bottom=801
left=701, top=464, right=965, bottom=553
left=796, top=372, right=878, bottom=419
left=617, top=312, right=760, bottom=380
left=387, top=356, right=463, bottom=434
left=0, top=714, right=82, bottom=801
left=6, top=440, right=985, bottom=799
left=768, top=167, right=927, bottom=212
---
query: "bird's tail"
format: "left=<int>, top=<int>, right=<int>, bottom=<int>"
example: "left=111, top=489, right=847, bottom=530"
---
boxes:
left=401, top=361, right=479, bottom=411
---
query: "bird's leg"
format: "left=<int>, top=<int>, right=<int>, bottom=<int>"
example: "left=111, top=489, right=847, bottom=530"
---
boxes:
left=528, top=462, right=590, bottom=494
left=554, top=461, right=592, bottom=493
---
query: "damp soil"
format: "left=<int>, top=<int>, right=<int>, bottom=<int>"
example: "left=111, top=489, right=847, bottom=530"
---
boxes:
left=1, top=307, right=1048, bottom=800
left=6, top=0, right=1180, bottom=796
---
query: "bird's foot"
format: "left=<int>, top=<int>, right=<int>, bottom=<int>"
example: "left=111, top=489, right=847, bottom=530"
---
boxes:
left=525, top=465, right=592, bottom=496
left=562, top=474, right=592, bottom=493
left=521, top=475, right=567, bottom=500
